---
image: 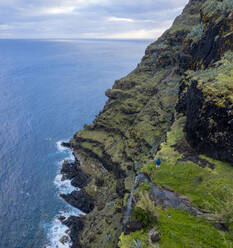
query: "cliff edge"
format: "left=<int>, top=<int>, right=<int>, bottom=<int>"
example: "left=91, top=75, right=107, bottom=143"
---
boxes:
left=61, top=0, right=233, bottom=247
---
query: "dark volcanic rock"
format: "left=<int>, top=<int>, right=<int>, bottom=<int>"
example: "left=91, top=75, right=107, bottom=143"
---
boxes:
left=116, top=179, right=129, bottom=198
left=58, top=215, right=66, bottom=222
left=60, top=189, right=94, bottom=213
left=71, top=174, right=89, bottom=188
left=62, top=216, right=85, bottom=248
left=124, top=221, right=142, bottom=235
left=61, top=160, right=90, bottom=188
left=174, top=139, right=214, bottom=169
left=61, top=142, right=71, bottom=148
left=214, top=222, right=229, bottom=233
left=61, top=160, right=79, bottom=179
left=177, top=80, right=233, bottom=163
left=185, top=9, right=233, bottom=69
left=176, top=3, right=233, bottom=163
left=150, top=185, right=201, bottom=216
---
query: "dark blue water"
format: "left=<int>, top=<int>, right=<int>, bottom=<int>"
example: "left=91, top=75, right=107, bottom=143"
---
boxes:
left=0, top=39, right=150, bottom=248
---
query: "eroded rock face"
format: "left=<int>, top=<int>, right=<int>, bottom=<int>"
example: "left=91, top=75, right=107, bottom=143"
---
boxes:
left=150, top=185, right=202, bottom=216
left=176, top=0, right=233, bottom=163
left=184, top=2, right=233, bottom=69
left=62, top=216, right=85, bottom=248
left=60, top=190, right=94, bottom=213
left=177, top=80, right=233, bottom=163
left=61, top=160, right=90, bottom=188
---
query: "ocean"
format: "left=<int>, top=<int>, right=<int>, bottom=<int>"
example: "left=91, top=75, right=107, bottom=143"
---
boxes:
left=0, top=39, right=150, bottom=248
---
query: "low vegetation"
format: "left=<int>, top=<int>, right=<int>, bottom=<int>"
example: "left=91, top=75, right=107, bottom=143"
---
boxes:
left=119, top=117, right=233, bottom=248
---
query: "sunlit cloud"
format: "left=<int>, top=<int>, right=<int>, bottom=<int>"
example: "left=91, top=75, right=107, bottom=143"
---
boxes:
left=0, top=0, right=189, bottom=39
left=38, top=6, right=76, bottom=15
left=107, top=17, right=134, bottom=23
left=102, top=28, right=166, bottom=39
left=107, top=28, right=171, bottom=39
left=100, top=25, right=173, bottom=40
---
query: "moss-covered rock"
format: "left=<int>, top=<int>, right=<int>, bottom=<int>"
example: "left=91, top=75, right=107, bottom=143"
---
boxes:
left=177, top=52, right=233, bottom=163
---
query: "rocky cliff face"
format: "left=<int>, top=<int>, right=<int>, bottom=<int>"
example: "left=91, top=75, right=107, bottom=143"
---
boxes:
left=61, top=0, right=233, bottom=247
left=177, top=0, right=233, bottom=163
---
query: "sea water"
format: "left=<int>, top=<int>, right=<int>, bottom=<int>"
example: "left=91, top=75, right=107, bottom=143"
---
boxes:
left=0, top=39, right=150, bottom=248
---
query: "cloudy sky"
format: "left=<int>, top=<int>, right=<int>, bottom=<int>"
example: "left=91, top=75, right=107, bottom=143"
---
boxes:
left=0, top=0, right=189, bottom=39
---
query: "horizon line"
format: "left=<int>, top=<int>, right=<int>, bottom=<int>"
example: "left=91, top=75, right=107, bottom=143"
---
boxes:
left=0, top=37, right=154, bottom=41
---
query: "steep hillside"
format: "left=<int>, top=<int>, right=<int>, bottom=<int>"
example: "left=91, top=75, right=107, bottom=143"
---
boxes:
left=60, top=0, right=233, bottom=247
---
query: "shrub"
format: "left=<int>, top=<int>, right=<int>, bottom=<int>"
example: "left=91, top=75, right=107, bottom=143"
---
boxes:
left=131, top=207, right=157, bottom=229
left=203, top=0, right=233, bottom=18
left=186, top=23, right=204, bottom=43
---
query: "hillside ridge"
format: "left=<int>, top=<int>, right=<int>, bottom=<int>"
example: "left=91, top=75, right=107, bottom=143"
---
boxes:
left=60, top=0, right=233, bottom=247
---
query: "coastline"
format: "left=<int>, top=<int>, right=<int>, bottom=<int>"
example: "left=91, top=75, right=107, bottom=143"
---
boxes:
left=45, top=0, right=233, bottom=246
left=58, top=0, right=233, bottom=247
left=51, top=139, right=123, bottom=248
left=0, top=38, right=153, bottom=248
left=45, top=141, right=86, bottom=248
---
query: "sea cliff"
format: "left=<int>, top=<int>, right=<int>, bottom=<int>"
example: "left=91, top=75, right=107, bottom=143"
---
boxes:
left=60, top=0, right=233, bottom=247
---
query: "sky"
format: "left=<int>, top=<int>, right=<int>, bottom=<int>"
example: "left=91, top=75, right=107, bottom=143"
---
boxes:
left=0, top=0, right=189, bottom=39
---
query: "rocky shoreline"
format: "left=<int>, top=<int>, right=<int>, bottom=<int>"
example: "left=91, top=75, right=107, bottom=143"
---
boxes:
left=58, top=140, right=231, bottom=248
left=57, top=142, right=94, bottom=248
left=57, top=141, right=135, bottom=248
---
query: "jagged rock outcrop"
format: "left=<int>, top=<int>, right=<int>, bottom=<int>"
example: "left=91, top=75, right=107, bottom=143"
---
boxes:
left=61, top=159, right=90, bottom=188
left=62, top=216, right=85, bottom=248
left=177, top=76, right=233, bottom=163
left=60, top=189, right=95, bottom=213
left=177, top=0, right=233, bottom=162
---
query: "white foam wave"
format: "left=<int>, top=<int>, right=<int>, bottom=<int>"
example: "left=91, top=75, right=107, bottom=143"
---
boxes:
left=54, top=173, right=77, bottom=194
left=46, top=215, right=71, bottom=248
left=46, top=140, right=81, bottom=248
left=46, top=208, right=81, bottom=248
left=67, top=153, right=75, bottom=163
left=56, top=140, right=70, bottom=152
left=54, top=149, right=76, bottom=195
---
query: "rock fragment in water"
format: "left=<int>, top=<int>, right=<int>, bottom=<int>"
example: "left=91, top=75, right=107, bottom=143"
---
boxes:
left=58, top=215, right=66, bottom=222
left=62, top=216, right=85, bottom=247
left=59, top=235, right=69, bottom=244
